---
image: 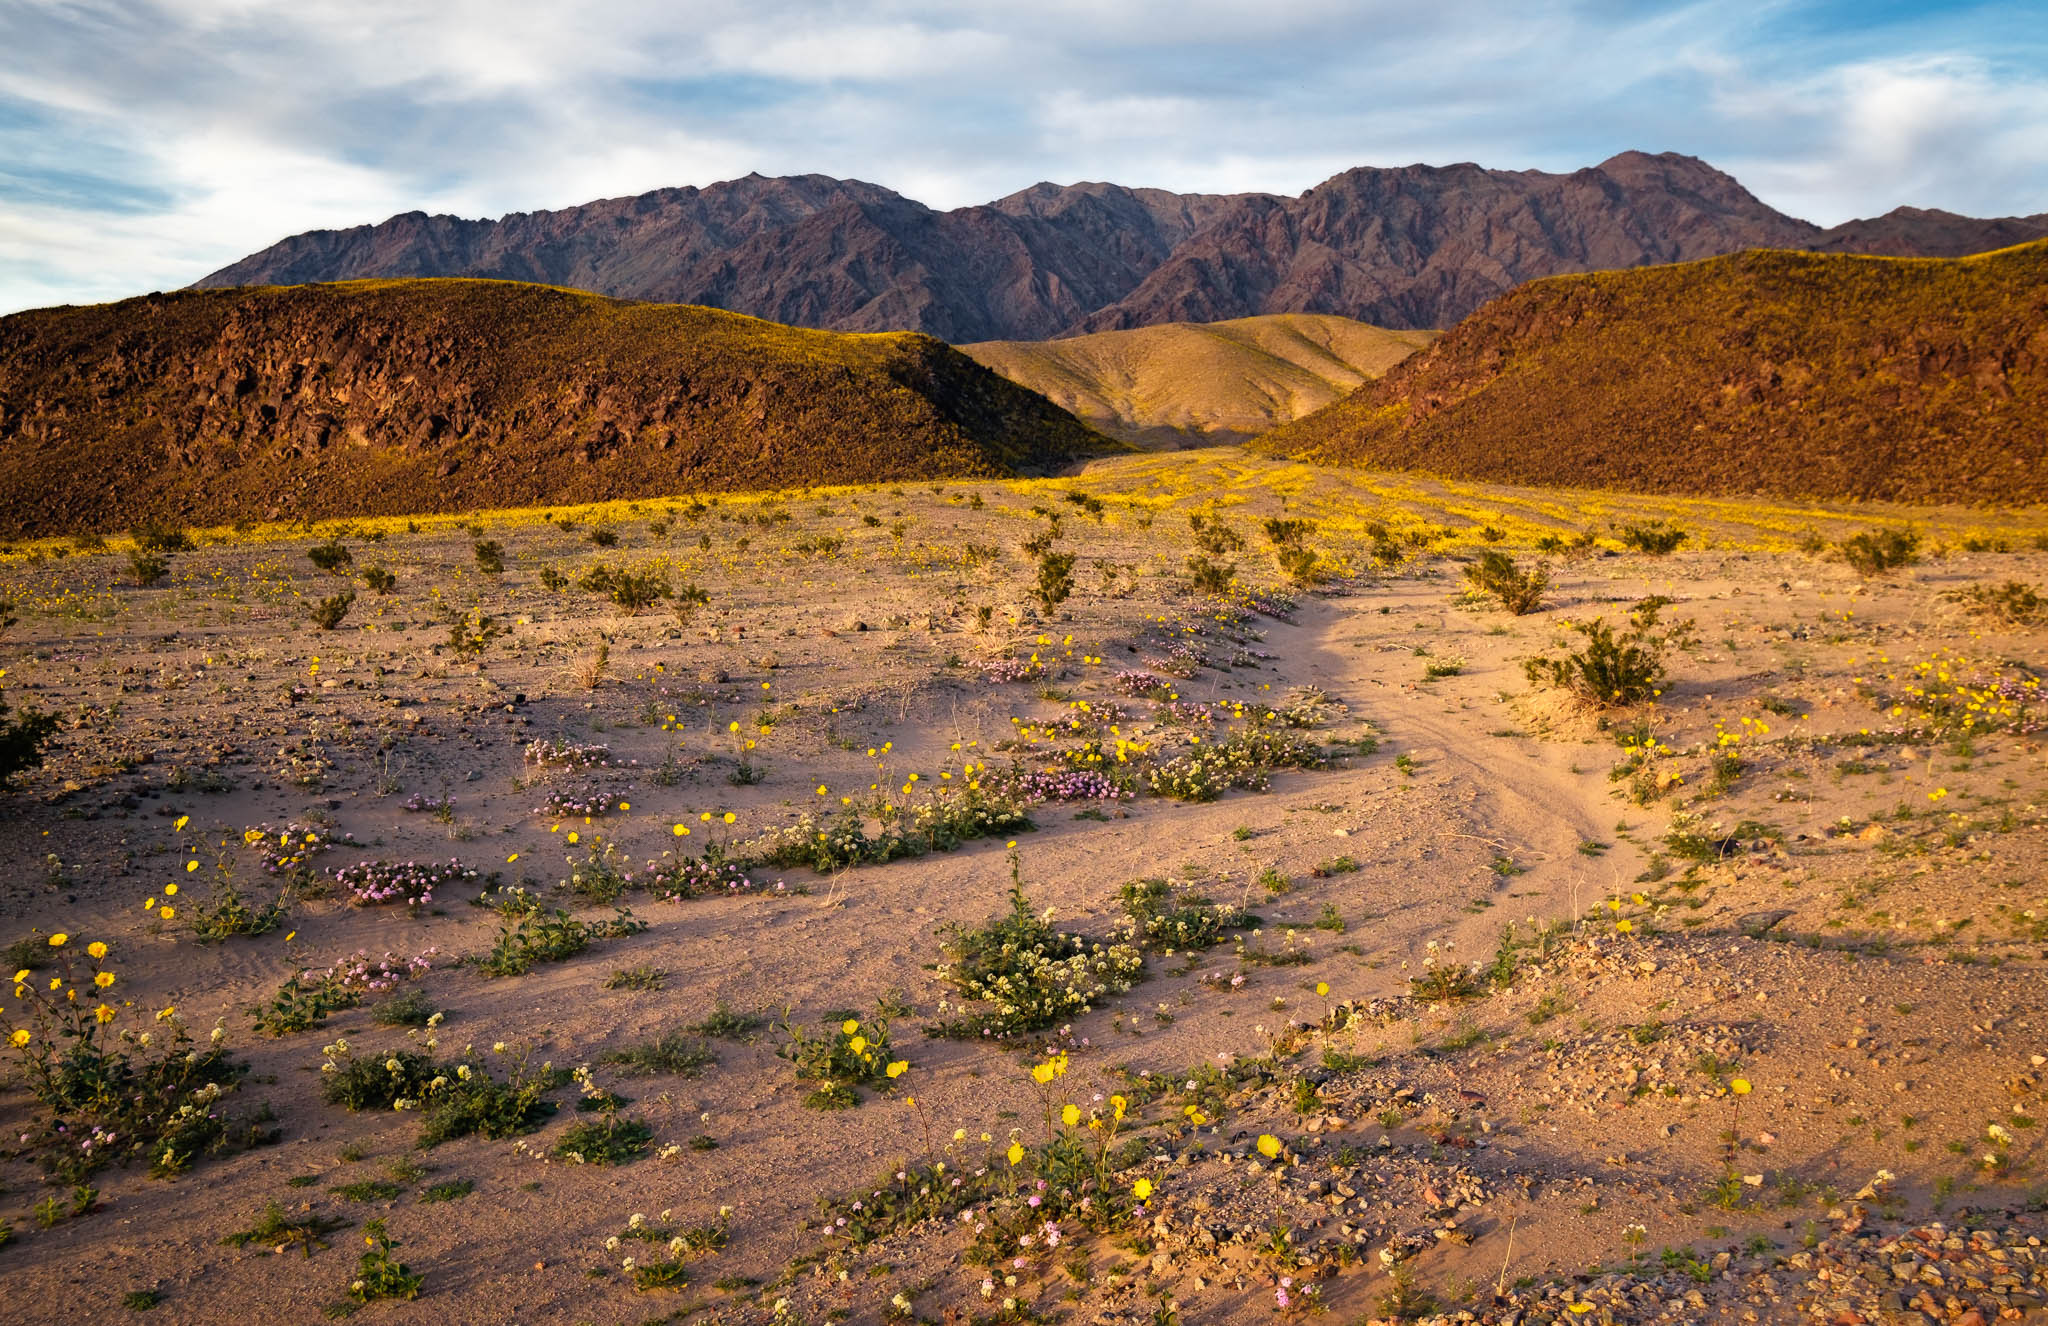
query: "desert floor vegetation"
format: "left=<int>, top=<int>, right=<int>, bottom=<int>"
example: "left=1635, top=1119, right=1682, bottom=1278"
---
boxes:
left=0, top=449, right=2045, bottom=1324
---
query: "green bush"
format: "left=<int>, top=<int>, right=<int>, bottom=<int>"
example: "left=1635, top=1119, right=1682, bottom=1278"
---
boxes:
left=478, top=909, right=644, bottom=977
left=306, top=539, right=353, bottom=574
left=1838, top=527, right=1920, bottom=577
left=1118, top=878, right=1252, bottom=951
left=1615, top=521, right=1687, bottom=555
left=127, top=548, right=168, bottom=586
left=931, top=851, right=1143, bottom=1039
left=777, top=1006, right=899, bottom=1109
left=0, top=691, right=57, bottom=790
left=1524, top=599, right=1691, bottom=708
left=1463, top=549, right=1548, bottom=614
left=309, top=591, right=355, bottom=631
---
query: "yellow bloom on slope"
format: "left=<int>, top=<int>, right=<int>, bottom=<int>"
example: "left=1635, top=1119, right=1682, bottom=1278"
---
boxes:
left=160, top=907, right=175, bottom=920
left=1110, top=1094, right=1127, bottom=1121
left=886, top=1061, right=908, bottom=1079
left=87, top=942, right=108, bottom=959
left=849, top=1035, right=868, bottom=1055
left=841, top=1019, right=860, bottom=1035
left=1256, top=1134, right=1282, bottom=1160
left=47, top=933, right=67, bottom=948
left=94, top=971, right=115, bottom=989
left=9, top=1029, right=29, bottom=1047
left=1031, top=1061, right=1056, bottom=1085
left=1730, top=1078, right=1752, bottom=1096
left=1006, top=1142, right=1024, bottom=1166
left=1061, top=1104, right=1081, bottom=1127
left=164, top=884, right=177, bottom=896
left=1131, top=1177, right=1153, bottom=1200
left=12, top=968, right=28, bottom=984
left=94, top=1004, right=116, bottom=1024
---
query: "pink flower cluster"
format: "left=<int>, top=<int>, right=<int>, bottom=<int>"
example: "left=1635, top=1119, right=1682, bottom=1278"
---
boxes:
left=321, top=947, right=440, bottom=992
left=331, top=858, right=478, bottom=907
left=981, top=657, right=1047, bottom=684
left=1007, top=768, right=1130, bottom=802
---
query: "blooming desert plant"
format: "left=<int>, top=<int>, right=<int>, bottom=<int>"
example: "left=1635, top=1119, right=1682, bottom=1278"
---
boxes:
left=931, top=850, right=1143, bottom=1039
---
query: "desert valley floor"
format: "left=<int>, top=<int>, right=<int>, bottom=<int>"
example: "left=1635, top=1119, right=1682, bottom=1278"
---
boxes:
left=0, top=451, right=2044, bottom=1326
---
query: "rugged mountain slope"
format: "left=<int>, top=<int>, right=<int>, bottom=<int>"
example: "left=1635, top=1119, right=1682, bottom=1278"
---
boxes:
left=961, top=314, right=1434, bottom=447
left=0, top=279, right=1116, bottom=536
left=1252, top=242, right=2048, bottom=505
left=195, top=154, right=2048, bottom=337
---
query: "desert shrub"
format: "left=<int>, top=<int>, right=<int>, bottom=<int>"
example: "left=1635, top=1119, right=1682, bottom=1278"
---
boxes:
left=130, top=523, right=192, bottom=553
left=930, top=851, right=1144, bottom=1040
left=472, top=539, right=504, bottom=573
left=309, top=591, right=355, bottom=631
left=777, top=1006, right=901, bottom=1109
left=306, top=539, right=352, bottom=574
left=1615, top=521, right=1687, bottom=555
left=1118, top=878, right=1253, bottom=951
left=1276, top=544, right=1321, bottom=586
left=1524, top=599, right=1692, bottom=708
left=184, top=879, right=289, bottom=942
left=1186, top=554, right=1234, bottom=594
left=1262, top=517, right=1313, bottom=549
left=1463, top=550, right=1548, bottom=614
left=1838, top=527, right=1920, bottom=577
left=746, top=791, right=1031, bottom=873
left=604, top=567, right=669, bottom=614
left=370, top=989, right=438, bottom=1028
left=330, top=858, right=476, bottom=908
left=361, top=566, right=396, bottom=594
left=127, top=548, right=168, bottom=586
left=555, top=1114, right=651, bottom=1165
left=320, top=1045, right=439, bottom=1111
left=0, top=691, right=58, bottom=790
left=587, top=523, right=620, bottom=548
left=9, top=947, right=264, bottom=1182
left=1944, top=580, right=2043, bottom=627
left=1190, top=513, right=1246, bottom=554
left=1034, top=550, right=1076, bottom=614
left=221, top=1201, right=348, bottom=1257
left=600, top=1032, right=716, bottom=1078
left=1145, top=727, right=1323, bottom=801
left=672, top=581, right=709, bottom=624
left=342, top=1219, right=424, bottom=1306
left=478, top=909, right=645, bottom=977
left=537, top=565, right=568, bottom=591
left=444, top=610, right=503, bottom=657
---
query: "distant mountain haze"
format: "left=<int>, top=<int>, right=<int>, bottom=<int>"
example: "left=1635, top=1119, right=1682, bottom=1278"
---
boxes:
left=194, top=153, right=2048, bottom=339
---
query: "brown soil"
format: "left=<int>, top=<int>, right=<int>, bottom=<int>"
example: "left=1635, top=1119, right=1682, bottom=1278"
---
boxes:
left=0, top=462, right=2044, bottom=1326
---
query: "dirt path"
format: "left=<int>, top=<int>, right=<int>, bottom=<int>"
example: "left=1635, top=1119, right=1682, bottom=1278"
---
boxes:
left=1290, top=592, right=1644, bottom=956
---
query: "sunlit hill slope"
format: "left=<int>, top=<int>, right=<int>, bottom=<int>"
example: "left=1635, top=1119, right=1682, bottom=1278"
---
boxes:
left=1254, top=242, right=2048, bottom=505
left=0, top=279, right=1119, bottom=536
left=961, top=314, right=1434, bottom=448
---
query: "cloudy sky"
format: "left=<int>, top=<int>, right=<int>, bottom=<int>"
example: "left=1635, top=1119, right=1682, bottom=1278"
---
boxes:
left=3, top=0, right=2044, bottom=313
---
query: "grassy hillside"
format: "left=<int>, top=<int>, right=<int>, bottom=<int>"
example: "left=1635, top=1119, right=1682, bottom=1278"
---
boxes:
left=0, top=279, right=1118, bottom=536
left=1254, top=243, right=2048, bottom=505
left=961, top=314, right=1433, bottom=447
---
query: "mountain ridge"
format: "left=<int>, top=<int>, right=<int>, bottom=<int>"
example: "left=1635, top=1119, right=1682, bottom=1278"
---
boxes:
left=193, top=153, right=2048, bottom=339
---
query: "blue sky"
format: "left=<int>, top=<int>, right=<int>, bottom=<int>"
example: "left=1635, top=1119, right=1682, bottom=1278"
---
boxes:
left=2, top=0, right=2044, bottom=313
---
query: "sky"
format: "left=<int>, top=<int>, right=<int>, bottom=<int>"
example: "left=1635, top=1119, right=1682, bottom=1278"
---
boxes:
left=2, top=0, right=2045, bottom=313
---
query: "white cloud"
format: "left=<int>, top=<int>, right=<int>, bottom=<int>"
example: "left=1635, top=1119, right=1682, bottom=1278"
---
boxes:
left=0, top=0, right=2043, bottom=312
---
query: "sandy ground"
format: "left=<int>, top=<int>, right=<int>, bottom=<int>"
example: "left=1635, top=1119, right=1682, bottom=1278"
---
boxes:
left=0, top=456, right=2044, bottom=1325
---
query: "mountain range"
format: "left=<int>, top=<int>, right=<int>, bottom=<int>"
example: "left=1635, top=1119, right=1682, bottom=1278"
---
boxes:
left=0, top=280, right=1113, bottom=537
left=195, top=153, right=2048, bottom=340
left=1254, top=241, right=2048, bottom=505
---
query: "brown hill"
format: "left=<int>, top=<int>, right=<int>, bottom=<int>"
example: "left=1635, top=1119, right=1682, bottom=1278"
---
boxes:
left=961, top=314, right=1434, bottom=447
left=1252, top=242, right=2048, bottom=505
left=0, top=279, right=1116, bottom=537
left=194, top=154, right=2048, bottom=337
